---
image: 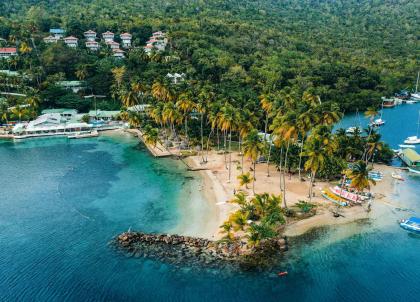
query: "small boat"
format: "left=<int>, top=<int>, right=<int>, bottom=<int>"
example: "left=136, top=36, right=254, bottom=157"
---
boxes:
left=68, top=130, right=99, bottom=139
left=406, top=99, right=418, bottom=104
left=278, top=271, right=288, bottom=277
left=381, top=97, right=396, bottom=108
left=321, top=190, right=348, bottom=207
left=391, top=172, right=404, bottom=181
left=399, top=217, right=420, bottom=234
left=404, top=112, right=420, bottom=144
left=345, top=126, right=360, bottom=134
left=370, top=118, right=385, bottom=127
left=398, top=144, right=416, bottom=149
left=330, top=186, right=366, bottom=203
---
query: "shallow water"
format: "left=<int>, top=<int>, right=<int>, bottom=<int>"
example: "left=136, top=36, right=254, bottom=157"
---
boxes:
left=1, top=109, right=419, bottom=301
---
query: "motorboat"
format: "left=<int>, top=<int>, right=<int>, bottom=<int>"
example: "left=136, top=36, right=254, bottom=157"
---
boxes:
left=398, top=144, right=415, bottom=149
left=404, top=136, right=420, bottom=144
left=345, top=126, right=360, bottom=134
left=68, top=130, right=99, bottom=139
left=391, top=172, right=404, bottom=181
left=399, top=217, right=420, bottom=234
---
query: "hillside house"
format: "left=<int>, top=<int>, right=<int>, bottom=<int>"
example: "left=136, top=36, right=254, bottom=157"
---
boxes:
left=0, top=48, right=17, bottom=59
left=56, top=81, right=85, bottom=93
left=112, top=49, right=125, bottom=59
left=49, top=28, right=65, bottom=39
left=64, top=36, right=78, bottom=48
left=86, top=41, right=100, bottom=51
left=102, top=31, right=115, bottom=43
left=107, top=41, right=120, bottom=50
left=84, top=30, right=97, bottom=41
left=120, top=33, right=132, bottom=48
left=43, top=35, right=59, bottom=43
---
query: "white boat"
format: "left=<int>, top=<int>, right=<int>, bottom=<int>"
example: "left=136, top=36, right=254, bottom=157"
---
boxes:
left=410, top=72, right=420, bottom=101
left=346, top=126, right=360, bottom=134
left=68, top=130, right=98, bottom=139
left=370, top=118, right=385, bottom=127
left=399, top=217, right=420, bottom=234
left=330, top=186, right=366, bottom=203
left=406, top=99, right=418, bottom=104
left=403, top=111, right=420, bottom=144
left=398, top=144, right=415, bottom=149
left=391, top=172, right=405, bottom=181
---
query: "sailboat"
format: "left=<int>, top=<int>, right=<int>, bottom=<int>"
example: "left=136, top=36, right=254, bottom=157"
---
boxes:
left=410, top=71, right=420, bottom=101
left=370, top=102, right=385, bottom=127
left=404, top=111, right=420, bottom=144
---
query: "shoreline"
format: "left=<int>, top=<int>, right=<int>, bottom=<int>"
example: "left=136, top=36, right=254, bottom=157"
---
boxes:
left=108, top=129, right=406, bottom=241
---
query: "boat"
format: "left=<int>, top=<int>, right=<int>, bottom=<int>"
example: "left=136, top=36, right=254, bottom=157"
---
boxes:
left=405, top=99, right=418, bottom=104
left=68, top=130, right=98, bottom=139
left=381, top=97, right=396, bottom=108
left=370, top=118, right=385, bottom=127
left=408, top=167, right=420, bottom=175
left=410, top=72, right=420, bottom=101
left=403, top=111, right=420, bottom=144
left=345, top=126, right=361, bottom=134
left=278, top=271, right=288, bottom=277
left=399, top=217, right=420, bottom=234
left=368, top=171, right=383, bottom=181
left=330, top=186, right=366, bottom=203
left=321, top=189, right=348, bottom=207
left=391, top=172, right=404, bottom=181
left=398, top=144, right=415, bottom=149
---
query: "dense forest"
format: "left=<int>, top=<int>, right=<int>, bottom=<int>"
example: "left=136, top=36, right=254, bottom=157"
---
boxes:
left=0, top=0, right=418, bottom=114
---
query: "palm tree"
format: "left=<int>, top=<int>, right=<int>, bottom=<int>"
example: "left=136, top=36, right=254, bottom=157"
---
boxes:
left=237, top=109, right=256, bottom=174
left=346, top=160, right=376, bottom=194
left=152, top=81, right=172, bottom=102
left=176, top=92, right=194, bottom=148
left=26, top=95, right=40, bottom=110
left=237, top=172, right=253, bottom=189
left=75, top=65, right=88, bottom=81
left=217, top=102, right=239, bottom=182
left=143, top=125, right=160, bottom=149
left=302, top=136, right=328, bottom=202
left=242, top=129, right=265, bottom=194
left=120, top=89, right=138, bottom=108
left=220, top=221, right=234, bottom=241
left=111, top=66, right=126, bottom=89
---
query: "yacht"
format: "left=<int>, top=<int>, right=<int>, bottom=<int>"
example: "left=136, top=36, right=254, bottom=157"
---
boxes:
left=370, top=118, right=385, bottom=127
left=403, top=111, right=420, bottom=144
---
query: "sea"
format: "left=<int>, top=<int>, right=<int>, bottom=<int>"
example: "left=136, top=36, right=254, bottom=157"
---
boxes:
left=0, top=103, right=419, bottom=302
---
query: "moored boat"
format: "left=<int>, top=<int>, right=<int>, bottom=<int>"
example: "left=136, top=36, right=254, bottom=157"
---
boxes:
left=370, top=118, right=385, bottom=127
left=391, top=172, right=404, bottom=181
left=68, top=130, right=99, bottom=139
left=399, top=217, right=420, bottom=234
left=330, top=186, right=366, bottom=203
left=403, top=111, right=420, bottom=144
left=321, top=189, right=348, bottom=207
left=398, top=144, right=415, bottom=149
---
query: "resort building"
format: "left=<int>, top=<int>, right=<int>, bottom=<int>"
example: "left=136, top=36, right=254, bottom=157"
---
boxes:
left=167, top=73, right=185, bottom=84
left=88, top=110, right=120, bottom=121
left=41, top=108, right=78, bottom=121
left=112, top=49, right=125, bottom=58
left=400, top=148, right=420, bottom=168
left=120, top=33, right=132, bottom=48
left=144, top=44, right=153, bottom=55
left=56, top=81, right=85, bottom=93
left=107, top=41, right=120, bottom=50
left=43, top=36, right=59, bottom=44
left=102, top=31, right=115, bottom=43
left=86, top=41, right=100, bottom=51
left=64, top=36, right=78, bottom=48
left=144, top=31, right=168, bottom=55
left=49, top=28, right=65, bottom=39
left=84, top=30, right=97, bottom=41
left=152, top=31, right=165, bottom=38
left=0, top=48, right=17, bottom=59
left=12, top=113, right=92, bottom=139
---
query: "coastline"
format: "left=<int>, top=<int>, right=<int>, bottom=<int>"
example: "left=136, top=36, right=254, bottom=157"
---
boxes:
left=109, top=129, right=404, bottom=241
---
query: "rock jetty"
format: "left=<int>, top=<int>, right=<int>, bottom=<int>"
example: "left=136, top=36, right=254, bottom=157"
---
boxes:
left=114, top=231, right=288, bottom=269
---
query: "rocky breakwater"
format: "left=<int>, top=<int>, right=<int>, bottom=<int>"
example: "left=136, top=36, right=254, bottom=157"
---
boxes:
left=114, top=232, right=288, bottom=270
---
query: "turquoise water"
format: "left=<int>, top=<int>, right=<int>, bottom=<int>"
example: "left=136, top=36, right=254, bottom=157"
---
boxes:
left=0, top=108, right=419, bottom=301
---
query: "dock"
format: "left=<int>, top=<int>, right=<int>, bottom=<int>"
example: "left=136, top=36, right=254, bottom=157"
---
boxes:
left=125, top=129, right=172, bottom=158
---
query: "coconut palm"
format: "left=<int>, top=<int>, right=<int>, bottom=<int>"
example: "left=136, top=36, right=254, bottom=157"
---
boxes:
left=143, top=125, right=160, bottom=149
left=220, top=221, right=234, bottom=241
left=75, top=65, right=88, bottom=81
left=346, top=160, right=376, bottom=193
left=152, top=81, right=172, bottom=102
left=237, top=172, right=253, bottom=189
left=176, top=92, right=195, bottom=148
left=111, top=66, right=126, bottom=89
left=302, top=136, right=327, bottom=202
left=242, top=129, right=265, bottom=194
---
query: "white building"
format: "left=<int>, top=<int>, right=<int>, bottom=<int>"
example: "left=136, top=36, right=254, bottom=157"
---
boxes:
left=43, top=35, right=59, bottom=43
left=49, top=28, right=65, bottom=39
left=102, top=31, right=115, bottom=43
left=64, top=36, right=78, bottom=48
left=167, top=73, right=185, bottom=84
left=107, top=41, right=120, bottom=50
left=84, top=30, right=97, bottom=41
left=86, top=41, right=100, bottom=51
left=120, top=33, right=132, bottom=48
left=12, top=113, right=92, bottom=139
left=112, top=49, right=125, bottom=58
left=0, top=48, right=17, bottom=59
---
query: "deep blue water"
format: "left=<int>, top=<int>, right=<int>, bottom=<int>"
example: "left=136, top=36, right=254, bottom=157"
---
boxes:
left=1, top=105, right=419, bottom=301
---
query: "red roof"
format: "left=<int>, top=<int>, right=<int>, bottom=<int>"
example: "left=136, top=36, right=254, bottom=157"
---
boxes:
left=120, top=33, right=132, bottom=37
left=86, top=41, right=99, bottom=45
left=113, top=49, right=124, bottom=53
left=84, top=30, right=96, bottom=35
left=64, top=36, right=78, bottom=40
left=0, top=48, right=17, bottom=53
left=103, top=31, right=114, bottom=35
